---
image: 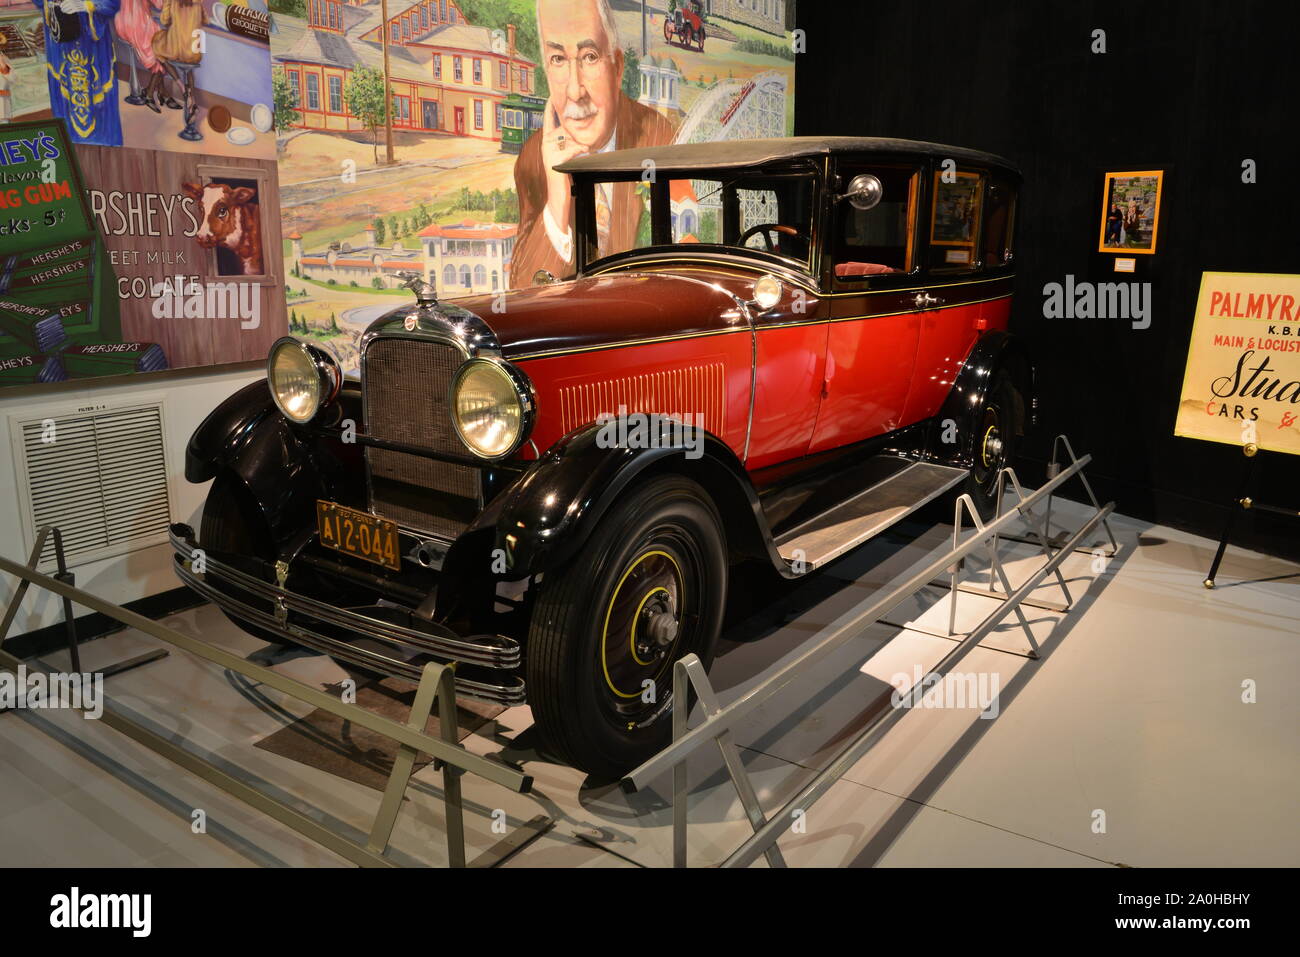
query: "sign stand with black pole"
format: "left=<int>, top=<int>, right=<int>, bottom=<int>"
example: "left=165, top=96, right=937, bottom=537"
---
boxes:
left=1203, top=442, right=1299, bottom=588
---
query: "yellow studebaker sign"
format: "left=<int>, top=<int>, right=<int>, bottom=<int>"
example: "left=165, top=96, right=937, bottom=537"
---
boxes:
left=1176, top=272, right=1300, bottom=455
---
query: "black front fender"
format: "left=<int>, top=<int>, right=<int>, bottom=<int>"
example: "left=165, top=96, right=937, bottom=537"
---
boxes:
left=185, top=379, right=363, bottom=542
left=442, top=420, right=780, bottom=584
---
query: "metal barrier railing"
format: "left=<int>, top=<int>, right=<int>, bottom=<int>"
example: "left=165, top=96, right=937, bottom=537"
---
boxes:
left=621, top=436, right=1118, bottom=868
left=0, top=530, right=548, bottom=868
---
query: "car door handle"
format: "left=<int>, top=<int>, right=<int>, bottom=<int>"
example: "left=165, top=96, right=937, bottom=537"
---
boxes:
left=913, top=292, right=943, bottom=310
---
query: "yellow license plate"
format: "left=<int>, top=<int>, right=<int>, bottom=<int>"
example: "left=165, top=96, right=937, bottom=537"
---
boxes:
left=316, top=501, right=400, bottom=571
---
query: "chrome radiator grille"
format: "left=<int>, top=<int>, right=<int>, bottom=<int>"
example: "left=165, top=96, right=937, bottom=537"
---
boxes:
left=362, top=337, right=479, bottom=539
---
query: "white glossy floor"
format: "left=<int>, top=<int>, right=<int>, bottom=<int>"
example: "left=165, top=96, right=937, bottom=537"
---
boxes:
left=1, top=494, right=1296, bottom=868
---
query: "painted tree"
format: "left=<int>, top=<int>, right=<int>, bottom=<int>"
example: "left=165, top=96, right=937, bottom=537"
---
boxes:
left=372, top=217, right=386, bottom=245
left=271, top=68, right=300, bottom=137
left=344, top=66, right=388, bottom=164
left=622, top=46, right=640, bottom=101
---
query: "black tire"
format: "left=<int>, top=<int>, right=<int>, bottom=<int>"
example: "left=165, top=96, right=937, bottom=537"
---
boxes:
left=526, top=475, right=727, bottom=780
left=199, top=473, right=291, bottom=646
left=963, top=371, right=1022, bottom=522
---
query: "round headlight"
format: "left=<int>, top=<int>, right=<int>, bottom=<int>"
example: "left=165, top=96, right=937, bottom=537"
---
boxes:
left=753, top=274, right=783, bottom=311
left=267, top=337, right=339, bottom=424
left=451, top=358, right=532, bottom=459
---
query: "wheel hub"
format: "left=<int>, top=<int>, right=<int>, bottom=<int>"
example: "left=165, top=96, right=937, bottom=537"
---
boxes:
left=635, top=595, right=679, bottom=658
left=981, top=425, right=1003, bottom=468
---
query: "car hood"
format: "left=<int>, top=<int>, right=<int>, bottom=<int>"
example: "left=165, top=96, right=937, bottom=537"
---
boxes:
left=451, top=271, right=754, bottom=361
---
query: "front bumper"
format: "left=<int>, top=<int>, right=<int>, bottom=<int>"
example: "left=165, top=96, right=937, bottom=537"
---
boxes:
left=169, top=524, right=525, bottom=705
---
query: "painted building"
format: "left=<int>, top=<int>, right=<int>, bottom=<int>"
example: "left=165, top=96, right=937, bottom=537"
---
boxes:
left=275, top=0, right=536, bottom=142
left=419, top=220, right=516, bottom=296
left=293, top=228, right=426, bottom=288
left=704, top=0, right=787, bottom=37
left=670, top=179, right=701, bottom=241
left=637, top=54, right=683, bottom=119
left=291, top=220, right=517, bottom=298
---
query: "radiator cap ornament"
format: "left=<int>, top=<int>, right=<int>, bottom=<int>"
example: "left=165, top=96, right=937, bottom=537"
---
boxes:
left=396, top=270, right=438, bottom=307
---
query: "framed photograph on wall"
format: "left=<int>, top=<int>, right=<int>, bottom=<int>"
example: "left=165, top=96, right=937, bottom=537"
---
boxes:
left=1098, top=169, right=1163, bottom=254
left=930, top=170, right=982, bottom=265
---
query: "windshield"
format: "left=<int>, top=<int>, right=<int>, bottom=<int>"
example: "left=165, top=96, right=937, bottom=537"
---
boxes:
left=580, top=169, right=818, bottom=271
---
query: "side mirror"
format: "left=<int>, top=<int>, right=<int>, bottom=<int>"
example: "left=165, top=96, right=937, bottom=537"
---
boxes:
left=840, top=173, right=883, bottom=211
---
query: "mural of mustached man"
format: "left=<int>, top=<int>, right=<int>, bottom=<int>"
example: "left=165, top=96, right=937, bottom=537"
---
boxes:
left=32, top=0, right=124, bottom=146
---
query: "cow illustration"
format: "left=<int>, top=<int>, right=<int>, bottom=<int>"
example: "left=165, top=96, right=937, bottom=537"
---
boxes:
left=183, top=181, right=264, bottom=275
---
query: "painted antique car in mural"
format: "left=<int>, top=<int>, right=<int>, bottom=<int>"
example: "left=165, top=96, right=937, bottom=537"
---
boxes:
left=172, top=137, right=1031, bottom=778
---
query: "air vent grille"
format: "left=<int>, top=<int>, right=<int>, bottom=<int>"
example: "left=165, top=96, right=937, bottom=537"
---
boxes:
left=15, top=405, right=171, bottom=568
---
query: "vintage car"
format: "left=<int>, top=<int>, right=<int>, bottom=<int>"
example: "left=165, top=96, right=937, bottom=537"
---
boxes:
left=172, top=137, right=1031, bottom=779
left=664, top=0, right=707, bottom=51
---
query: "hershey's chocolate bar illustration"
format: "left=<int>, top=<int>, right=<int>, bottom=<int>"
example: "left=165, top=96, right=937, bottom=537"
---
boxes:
left=0, top=353, right=64, bottom=384
left=60, top=342, right=168, bottom=376
left=0, top=250, right=92, bottom=293
left=0, top=299, right=67, bottom=352
left=0, top=295, right=96, bottom=352
left=1, top=238, right=93, bottom=275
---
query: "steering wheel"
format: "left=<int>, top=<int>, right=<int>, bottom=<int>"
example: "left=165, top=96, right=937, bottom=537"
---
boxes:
left=738, top=223, right=803, bottom=254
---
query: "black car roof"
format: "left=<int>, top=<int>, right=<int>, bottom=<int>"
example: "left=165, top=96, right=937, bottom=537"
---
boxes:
left=556, top=136, right=1020, bottom=178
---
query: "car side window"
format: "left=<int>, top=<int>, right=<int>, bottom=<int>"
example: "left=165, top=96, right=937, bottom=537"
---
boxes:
left=983, top=175, right=1017, bottom=267
left=832, top=165, right=919, bottom=285
left=927, top=167, right=986, bottom=273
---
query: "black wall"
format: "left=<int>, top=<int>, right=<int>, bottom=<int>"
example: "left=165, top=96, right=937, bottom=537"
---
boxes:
left=796, top=0, right=1300, bottom=559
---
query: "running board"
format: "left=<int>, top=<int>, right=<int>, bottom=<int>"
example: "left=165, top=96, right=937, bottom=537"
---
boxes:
left=775, top=459, right=968, bottom=570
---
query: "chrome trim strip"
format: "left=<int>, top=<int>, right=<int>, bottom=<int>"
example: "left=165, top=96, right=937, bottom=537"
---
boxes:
left=177, top=565, right=525, bottom=705
left=510, top=325, right=749, bottom=362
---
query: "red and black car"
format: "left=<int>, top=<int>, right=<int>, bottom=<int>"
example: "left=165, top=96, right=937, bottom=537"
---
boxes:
left=664, top=1, right=707, bottom=51
left=172, top=137, right=1031, bottom=778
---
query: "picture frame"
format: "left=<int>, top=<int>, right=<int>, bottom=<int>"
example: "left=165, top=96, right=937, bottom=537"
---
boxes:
left=929, top=170, right=983, bottom=247
left=193, top=163, right=277, bottom=285
left=1098, top=169, right=1163, bottom=254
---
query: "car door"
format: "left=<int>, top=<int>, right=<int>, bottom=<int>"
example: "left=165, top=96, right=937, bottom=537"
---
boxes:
left=807, top=160, right=924, bottom=454
left=898, top=164, right=1016, bottom=426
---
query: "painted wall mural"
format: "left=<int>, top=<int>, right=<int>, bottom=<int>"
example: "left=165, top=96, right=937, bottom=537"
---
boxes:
left=271, top=0, right=797, bottom=373
left=0, top=0, right=796, bottom=386
left=0, top=0, right=287, bottom=386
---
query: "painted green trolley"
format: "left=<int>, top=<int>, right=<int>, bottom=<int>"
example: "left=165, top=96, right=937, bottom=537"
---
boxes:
left=499, top=93, right=546, bottom=154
